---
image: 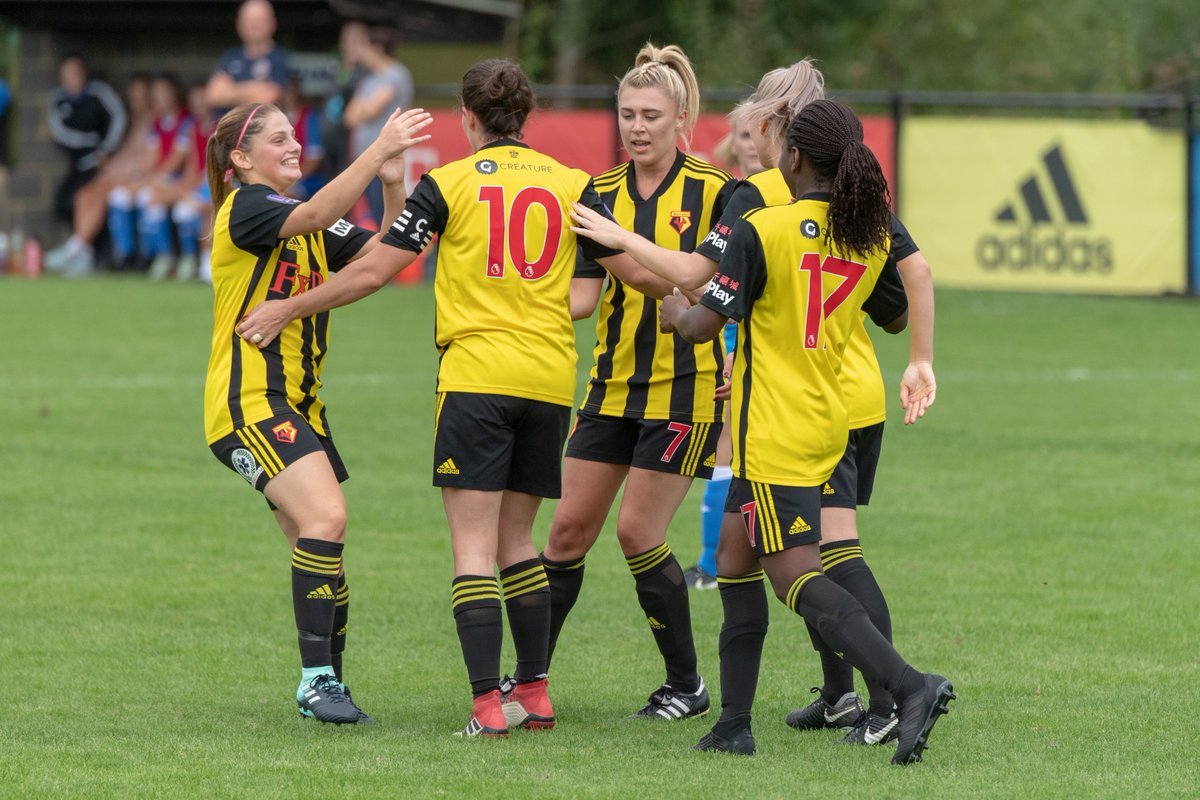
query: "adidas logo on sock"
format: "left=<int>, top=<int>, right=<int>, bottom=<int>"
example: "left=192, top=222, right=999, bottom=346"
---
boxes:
left=436, top=458, right=461, bottom=475
left=307, top=583, right=335, bottom=599
left=789, top=516, right=812, bottom=534
left=703, top=452, right=716, bottom=467
left=822, top=483, right=835, bottom=495
left=647, top=616, right=667, bottom=630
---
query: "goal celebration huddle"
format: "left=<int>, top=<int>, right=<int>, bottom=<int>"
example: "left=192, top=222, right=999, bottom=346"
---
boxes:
left=209, top=42, right=954, bottom=764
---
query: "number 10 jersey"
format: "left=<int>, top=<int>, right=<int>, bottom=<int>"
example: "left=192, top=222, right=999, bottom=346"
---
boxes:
left=381, top=138, right=618, bottom=407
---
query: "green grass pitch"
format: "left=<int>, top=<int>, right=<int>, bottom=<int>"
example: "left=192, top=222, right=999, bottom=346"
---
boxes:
left=2, top=277, right=1198, bottom=798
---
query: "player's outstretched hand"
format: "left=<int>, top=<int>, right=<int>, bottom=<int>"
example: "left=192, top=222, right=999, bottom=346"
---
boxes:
left=900, top=361, right=937, bottom=425
left=570, top=203, right=628, bottom=250
left=713, top=351, right=735, bottom=402
left=236, top=300, right=292, bottom=349
left=659, top=287, right=690, bottom=333
left=372, top=108, right=433, bottom=162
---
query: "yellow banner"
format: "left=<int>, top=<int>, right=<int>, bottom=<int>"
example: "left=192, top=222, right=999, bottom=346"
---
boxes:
left=900, top=117, right=1186, bottom=294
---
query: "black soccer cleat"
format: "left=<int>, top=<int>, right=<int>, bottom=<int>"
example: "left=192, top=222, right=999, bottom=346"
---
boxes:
left=785, top=687, right=865, bottom=731
left=842, top=711, right=898, bottom=745
left=693, top=726, right=756, bottom=756
left=631, top=678, right=710, bottom=720
left=342, top=683, right=374, bottom=724
left=892, top=673, right=955, bottom=765
left=297, top=673, right=363, bottom=725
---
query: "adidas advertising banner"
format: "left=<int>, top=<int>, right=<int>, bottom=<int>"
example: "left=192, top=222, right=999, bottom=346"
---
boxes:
left=901, top=117, right=1187, bottom=294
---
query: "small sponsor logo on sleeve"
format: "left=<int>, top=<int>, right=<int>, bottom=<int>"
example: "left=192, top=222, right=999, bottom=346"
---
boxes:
left=326, top=219, right=354, bottom=237
left=265, top=193, right=301, bottom=205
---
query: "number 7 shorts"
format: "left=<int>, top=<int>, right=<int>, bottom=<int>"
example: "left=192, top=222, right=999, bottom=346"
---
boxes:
left=564, top=409, right=721, bottom=479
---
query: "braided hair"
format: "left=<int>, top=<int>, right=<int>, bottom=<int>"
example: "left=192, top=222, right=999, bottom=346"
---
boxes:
left=787, top=99, right=890, bottom=256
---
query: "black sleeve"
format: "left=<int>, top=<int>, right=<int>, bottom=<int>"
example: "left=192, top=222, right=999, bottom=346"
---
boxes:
left=862, top=255, right=908, bottom=328
left=888, top=213, right=920, bottom=262
left=320, top=218, right=375, bottom=272
left=228, top=185, right=302, bottom=254
left=695, top=180, right=765, bottom=262
left=380, top=174, right=448, bottom=254
left=575, top=179, right=623, bottom=263
left=698, top=216, right=766, bottom=322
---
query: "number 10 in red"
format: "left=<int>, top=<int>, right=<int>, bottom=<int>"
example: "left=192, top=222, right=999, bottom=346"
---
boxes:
left=478, top=185, right=564, bottom=281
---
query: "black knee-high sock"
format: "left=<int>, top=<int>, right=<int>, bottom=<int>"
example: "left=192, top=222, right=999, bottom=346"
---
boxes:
left=451, top=574, right=503, bottom=697
left=541, top=553, right=585, bottom=669
left=712, top=573, right=769, bottom=739
left=331, top=574, right=349, bottom=683
left=823, top=540, right=895, bottom=715
left=500, top=559, right=551, bottom=682
left=785, top=572, right=922, bottom=702
left=806, top=616, right=854, bottom=704
left=291, top=538, right=343, bottom=669
left=627, top=544, right=699, bottom=692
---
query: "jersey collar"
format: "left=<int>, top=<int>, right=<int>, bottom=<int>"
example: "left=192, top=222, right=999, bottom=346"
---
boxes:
left=627, top=148, right=686, bottom=203
left=478, top=138, right=531, bottom=152
left=796, top=190, right=832, bottom=202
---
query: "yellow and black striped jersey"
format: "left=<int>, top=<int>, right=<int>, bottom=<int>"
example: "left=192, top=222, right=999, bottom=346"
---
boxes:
left=696, top=168, right=919, bottom=429
left=381, top=139, right=619, bottom=407
left=204, top=184, right=373, bottom=444
left=698, top=193, right=906, bottom=486
left=577, top=150, right=737, bottom=421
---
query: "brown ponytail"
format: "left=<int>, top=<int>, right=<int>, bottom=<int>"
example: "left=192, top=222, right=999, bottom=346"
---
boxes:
left=205, top=102, right=281, bottom=216
left=459, top=59, right=535, bottom=140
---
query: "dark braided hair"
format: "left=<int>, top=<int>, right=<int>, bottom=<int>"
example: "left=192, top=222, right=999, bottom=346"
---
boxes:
left=786, top=100, right=890, bottom=256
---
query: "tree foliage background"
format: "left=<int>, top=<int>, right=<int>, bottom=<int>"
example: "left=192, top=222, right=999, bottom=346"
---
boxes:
left=517, top=0, right=1200, bottom=96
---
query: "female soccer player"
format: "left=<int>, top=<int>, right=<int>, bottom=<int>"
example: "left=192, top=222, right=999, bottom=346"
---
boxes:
left=659, top=99, right=954, bottom=763
left=571, top=60, right=936, bottom=744
left=236, top=59, right=631, bottom=737
left=204, top=100, right=431, bottom=724
left=538, top=43, right=738, bottom=721
left=685, top=108, right=769, bottom=592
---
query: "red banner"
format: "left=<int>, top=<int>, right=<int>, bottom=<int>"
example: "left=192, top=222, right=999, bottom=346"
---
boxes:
left=401, top=109, right=895, bottom=192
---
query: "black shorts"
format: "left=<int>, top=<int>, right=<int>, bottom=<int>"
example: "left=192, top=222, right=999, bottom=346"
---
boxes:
left=564, top=410, right=721, bottom=479
left=822, top=422, right=885, bottom=509
left=724, top=476, right=822, bottom=556
left=433, top=391, right=570, bottom=498
left=210, top=412, right=348, bottom=497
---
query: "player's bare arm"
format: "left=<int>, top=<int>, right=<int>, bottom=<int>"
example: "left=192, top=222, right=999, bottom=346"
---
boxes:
left=237, top=241, right=417, bottom=347
left=277, top=109, right=430, bottom=239
left=572, top=202, right=717, bottom=291
left=896, top=250, right=936, bottom=424
left=659, top=287, right=726, bottom=342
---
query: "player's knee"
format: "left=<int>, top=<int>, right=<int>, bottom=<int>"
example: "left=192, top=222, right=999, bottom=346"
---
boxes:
left=614, top=522, right=660, bottom=556
left=305, top=504, right=347, bottom=543
left=546, top=513, right=594, bottom=559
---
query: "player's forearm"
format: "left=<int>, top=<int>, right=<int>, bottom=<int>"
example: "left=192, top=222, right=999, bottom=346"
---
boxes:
left=379, top=179, right=406, bottom=233
left=600, top=252, right=675, bottom=299
left=897, top=253, right=934, bottom=364
left=673, top=305, right=726, bottom=344
left=281, top=149, right=386, bottom=236
left=623, top=235, right=717, bottom=292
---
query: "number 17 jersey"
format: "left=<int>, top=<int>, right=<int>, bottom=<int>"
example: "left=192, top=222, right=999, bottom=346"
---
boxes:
left=382, top=139, right=618, bottom=407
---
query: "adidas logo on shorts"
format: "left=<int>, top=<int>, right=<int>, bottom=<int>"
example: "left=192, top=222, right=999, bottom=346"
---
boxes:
left=703, top=453, right=716, bottom=467
left=307, top=583, right=335, bottom=600
left=437, top=458, right=461, bottom=475
left=789, top=516, right=812, bottom=534
left=822, top=483, right=835, bottom=495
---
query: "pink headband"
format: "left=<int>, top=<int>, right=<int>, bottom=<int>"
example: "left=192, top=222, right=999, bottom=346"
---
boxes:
left=225, top=104, right=265, bottom=182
